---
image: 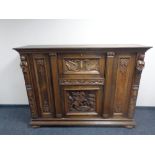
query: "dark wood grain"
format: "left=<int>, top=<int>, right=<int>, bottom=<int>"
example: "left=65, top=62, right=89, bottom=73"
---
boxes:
left=14, top=45, right=151, bottom=128
left=49, top=52, right=62, bottom=118
left=103, top=52, right=115, bottom=118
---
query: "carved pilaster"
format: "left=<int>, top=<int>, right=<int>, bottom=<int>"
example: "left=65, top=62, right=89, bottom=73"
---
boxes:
left=49, top=52, right=62, bottom=118
left=20, top=55, right=38, bottom=118
left=103, top=52, right=115, bottom=118
left=128, top=53, right=145, bottom=118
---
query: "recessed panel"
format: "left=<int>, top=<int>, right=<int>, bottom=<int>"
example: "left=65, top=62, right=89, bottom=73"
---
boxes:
left=33, top=54, right=54, bottom=117
left=62, top=86, right=103, bottom=117
left=113, top=54, right=136, bottom=117
left=63, top=58, right=100, bottom=74
left=58, top=53, right=105, bottom=77
left=67, top=90, right=96, bottom=113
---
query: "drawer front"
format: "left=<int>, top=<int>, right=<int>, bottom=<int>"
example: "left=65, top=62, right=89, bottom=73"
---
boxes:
left=58, top=53, right=105, bottom=78
left=62, top=85, right=103, bottom=117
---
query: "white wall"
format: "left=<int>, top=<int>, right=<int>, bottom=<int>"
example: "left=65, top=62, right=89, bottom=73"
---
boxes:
left=0, top=19, right=154, bottom=106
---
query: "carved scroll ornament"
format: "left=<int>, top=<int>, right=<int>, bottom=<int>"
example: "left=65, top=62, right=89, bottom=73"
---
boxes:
left=64, top=59, right=99, bottom=73
left=60, top=79, right=104, bottom=85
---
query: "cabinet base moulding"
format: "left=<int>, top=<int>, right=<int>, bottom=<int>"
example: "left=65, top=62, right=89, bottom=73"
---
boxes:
left=30, top=119, right=136, bottom=127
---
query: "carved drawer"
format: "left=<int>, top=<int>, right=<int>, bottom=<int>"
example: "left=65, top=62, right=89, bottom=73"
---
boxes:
left=58, top=53, right=105, bottom=78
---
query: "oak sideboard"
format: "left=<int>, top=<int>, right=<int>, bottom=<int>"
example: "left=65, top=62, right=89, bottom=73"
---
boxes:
left=14, top=44, right=151, bottom=128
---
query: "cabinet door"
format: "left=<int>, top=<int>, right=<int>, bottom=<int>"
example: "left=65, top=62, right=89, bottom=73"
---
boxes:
left=33, top=54, right=54, bottom=118
left=112, top=53, right=136, bottom=117
left=58, top=52, right=105, bottom=118
left=62, top=85, right=103, bottom=118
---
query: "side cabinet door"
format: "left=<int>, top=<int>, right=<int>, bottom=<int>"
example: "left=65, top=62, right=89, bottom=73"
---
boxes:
left=32, top=54, right=55, bottom=118
left=112, top=53, right=136, bottom=117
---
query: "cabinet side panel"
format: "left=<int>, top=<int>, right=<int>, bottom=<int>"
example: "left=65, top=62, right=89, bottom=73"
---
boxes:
left=33, top=54, right=54, bottom=118
left=113, top=53, right=136, bottom=117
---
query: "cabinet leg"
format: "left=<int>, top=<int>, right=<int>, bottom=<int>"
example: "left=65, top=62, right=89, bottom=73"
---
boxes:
left=125, top=125, right=135, bottom=129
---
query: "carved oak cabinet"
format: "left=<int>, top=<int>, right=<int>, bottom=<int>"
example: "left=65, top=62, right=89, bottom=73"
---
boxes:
left=14, top=45, right=151, bottom=128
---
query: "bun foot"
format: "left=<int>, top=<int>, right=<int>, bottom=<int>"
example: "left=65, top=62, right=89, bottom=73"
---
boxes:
left=32, top=125, right=40, bottom=128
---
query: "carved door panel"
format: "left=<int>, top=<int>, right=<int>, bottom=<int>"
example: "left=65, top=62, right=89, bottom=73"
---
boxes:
left=58, top=53, right=105, bottom=79
left=62, top=85, right=103, bottom=118
left=112, top=54, right=136, bottom=117
left=33, top=54, right=54, bottom=118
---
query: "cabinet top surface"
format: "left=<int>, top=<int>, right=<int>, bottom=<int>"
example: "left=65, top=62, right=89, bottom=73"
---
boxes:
left=14, top=44, right=152, bottom=50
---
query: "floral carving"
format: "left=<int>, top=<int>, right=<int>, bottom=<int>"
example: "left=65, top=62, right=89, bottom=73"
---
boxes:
left=67, top=90, right=96, bottom=112
left=128, top=85, right=138, bottom=118
left=26, top=85, right=38, bottom=117
left=60, top=79, right=104, bottom=85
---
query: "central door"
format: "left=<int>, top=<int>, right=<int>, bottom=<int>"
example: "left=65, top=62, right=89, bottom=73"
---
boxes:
left=58, top=52, right=105, bottom=118
left=62, top=85, right=103, bottom=117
